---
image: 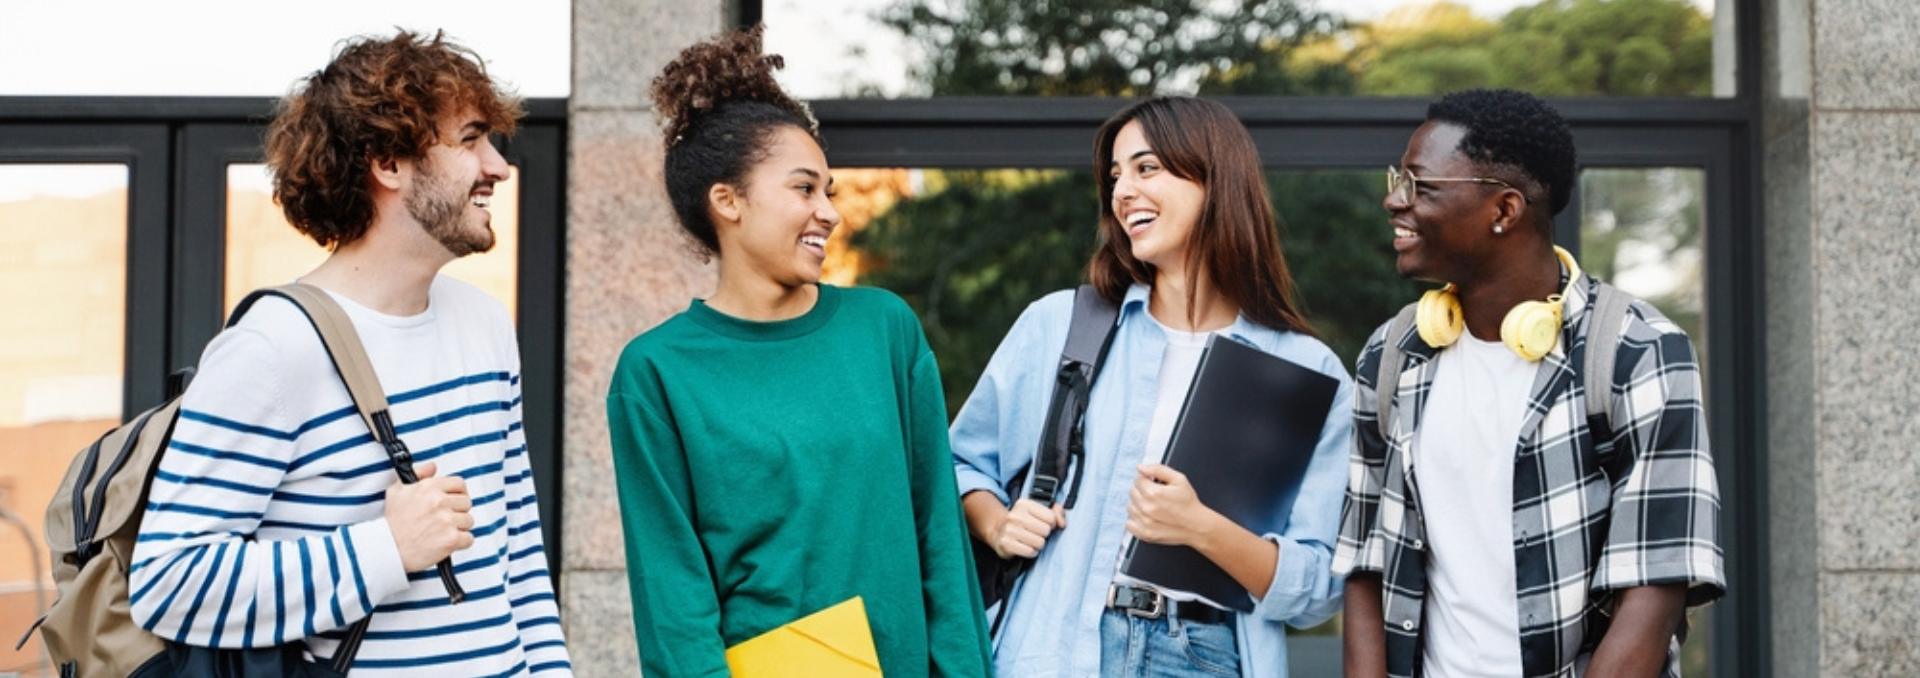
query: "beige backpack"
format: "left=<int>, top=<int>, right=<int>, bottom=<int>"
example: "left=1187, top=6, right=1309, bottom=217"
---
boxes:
left=18, top=284, right=445, bottom=678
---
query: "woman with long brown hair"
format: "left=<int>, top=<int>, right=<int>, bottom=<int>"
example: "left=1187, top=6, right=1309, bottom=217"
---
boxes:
left=950, top=96, right=1353, bottom=677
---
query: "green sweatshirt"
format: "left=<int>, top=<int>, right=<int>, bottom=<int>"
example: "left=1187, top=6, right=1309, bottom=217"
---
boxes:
left=607, top=284, right=991, bottom=678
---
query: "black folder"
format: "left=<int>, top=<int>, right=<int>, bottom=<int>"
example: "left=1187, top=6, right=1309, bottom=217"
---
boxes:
left=1119, top=335, right=1339, bottom=612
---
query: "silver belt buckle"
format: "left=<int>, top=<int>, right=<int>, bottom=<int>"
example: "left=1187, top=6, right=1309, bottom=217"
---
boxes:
left=1108, top=584, right=1165, bottom=619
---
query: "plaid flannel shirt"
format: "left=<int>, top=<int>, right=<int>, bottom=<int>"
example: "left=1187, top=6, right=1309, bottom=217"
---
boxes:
left=1332, top=275, right=1726, bottom=678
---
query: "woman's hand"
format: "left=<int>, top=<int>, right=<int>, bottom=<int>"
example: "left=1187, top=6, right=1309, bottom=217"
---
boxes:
left=1126, top=463, right=1223, bottom=546
left=991, top=497, right=1068, bottom=559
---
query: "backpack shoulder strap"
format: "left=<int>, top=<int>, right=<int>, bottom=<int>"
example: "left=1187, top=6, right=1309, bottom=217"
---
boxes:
left=1375, top=303, right=1419, bottom=444
left=1065, top=284, right=1122, bottom=376
left=227, top=284, right=462, bottom=670
left=1583, top=279, right=1632, bottom=425
left=231, top=284, right=392, bottom=439
left=1025, top=285, right=1120, bottom=506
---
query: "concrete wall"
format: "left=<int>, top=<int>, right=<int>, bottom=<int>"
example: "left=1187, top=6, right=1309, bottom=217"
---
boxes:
left=1767, top=0, right=1920, bottom=675
left=563, top=1, right=726, bottom=676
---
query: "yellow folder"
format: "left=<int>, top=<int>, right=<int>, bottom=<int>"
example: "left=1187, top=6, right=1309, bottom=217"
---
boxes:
left=724, top=596, right=884, bottom=677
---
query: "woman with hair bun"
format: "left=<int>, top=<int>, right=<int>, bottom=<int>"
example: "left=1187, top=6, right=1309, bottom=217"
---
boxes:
left=605, top=29, right=992, bottom=678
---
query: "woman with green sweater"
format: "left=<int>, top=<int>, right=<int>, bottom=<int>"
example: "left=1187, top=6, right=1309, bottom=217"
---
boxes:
left=604, top=29, right=992, bottom=678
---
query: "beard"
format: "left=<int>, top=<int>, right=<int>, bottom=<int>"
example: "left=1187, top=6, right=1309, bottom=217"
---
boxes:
left=407, top=158, right=496, bottom=257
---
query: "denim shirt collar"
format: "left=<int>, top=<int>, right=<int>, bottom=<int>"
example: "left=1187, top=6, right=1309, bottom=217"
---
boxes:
left=1120, top=282, right=1262, bottom=347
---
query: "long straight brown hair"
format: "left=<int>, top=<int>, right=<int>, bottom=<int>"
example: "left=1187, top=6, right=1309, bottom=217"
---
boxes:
left=1087, top=96, right=1316, bottom=337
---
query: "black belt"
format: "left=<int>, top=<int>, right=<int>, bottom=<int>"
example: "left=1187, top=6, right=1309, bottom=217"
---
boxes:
left=1106, top=584, right=1234, bottom=626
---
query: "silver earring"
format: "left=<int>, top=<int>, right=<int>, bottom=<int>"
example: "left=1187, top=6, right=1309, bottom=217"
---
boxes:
left=1493, top=224, right=1504, bottom=234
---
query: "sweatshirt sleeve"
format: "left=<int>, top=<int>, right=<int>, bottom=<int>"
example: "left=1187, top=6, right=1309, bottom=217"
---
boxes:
left=906, top=345, right=995, bottom=678
left=608, top=362, right=730, bottom=678
left=501, top=374, right=575, bottom=675
left=129, top=329, right=411, bottom=648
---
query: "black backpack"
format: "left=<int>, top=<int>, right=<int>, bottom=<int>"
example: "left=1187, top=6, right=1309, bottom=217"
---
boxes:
left=970, top=285, right=1120, bottom=635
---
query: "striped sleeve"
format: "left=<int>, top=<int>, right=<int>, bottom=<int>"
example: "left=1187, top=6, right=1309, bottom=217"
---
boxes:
left=129, top=329, right=412, bottom=648
left=499, top=374, right=573, bottom=674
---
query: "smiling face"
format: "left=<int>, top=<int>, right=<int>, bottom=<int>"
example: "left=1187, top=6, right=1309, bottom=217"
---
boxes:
left=1109, top=120, right=1207, bottom=277
left=1386, top=121, right=1505, bottom=285
left=715, top=125, right=841, bottom=289
left=405, top=107, right=512, bottom=258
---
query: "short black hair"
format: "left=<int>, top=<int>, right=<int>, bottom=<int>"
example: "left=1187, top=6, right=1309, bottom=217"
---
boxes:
left=1426, top=89, right=1577, bottom=219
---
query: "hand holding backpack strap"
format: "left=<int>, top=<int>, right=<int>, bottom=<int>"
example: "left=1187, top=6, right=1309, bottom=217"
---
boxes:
left=980, top=284, right=1121, bottom=638
left=228, top=284, right=470, bottom=673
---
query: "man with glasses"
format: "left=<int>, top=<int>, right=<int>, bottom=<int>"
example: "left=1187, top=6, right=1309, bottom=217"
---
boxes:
left=1332, top=88, right=1724, bottom=678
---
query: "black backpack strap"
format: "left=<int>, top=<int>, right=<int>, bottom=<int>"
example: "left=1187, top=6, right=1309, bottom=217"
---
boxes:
left=1027, top=285, right=1121, bottom=508
left=988, top=285, right=1120, bottom=638
left=1375, top=303, right=1419, bottom=445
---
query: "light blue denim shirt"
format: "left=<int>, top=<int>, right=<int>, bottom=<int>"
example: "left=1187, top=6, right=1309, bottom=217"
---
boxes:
left=951, top=284, right=1353, bottom=678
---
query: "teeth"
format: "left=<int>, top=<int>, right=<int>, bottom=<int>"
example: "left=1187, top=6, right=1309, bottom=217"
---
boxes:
left=800, top=235, right=827, bottom=248
left=1127, top=213, right=1156, bottom=227
left=1395, top=227, right=1415, bottom=238
left=472, top=196, right=490, bottom=208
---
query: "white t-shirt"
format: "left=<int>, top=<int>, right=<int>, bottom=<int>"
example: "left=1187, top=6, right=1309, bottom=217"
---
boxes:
left=1112, top=316, right=1228, bottom=608
left=1414, top=334, right=1535, bottom=678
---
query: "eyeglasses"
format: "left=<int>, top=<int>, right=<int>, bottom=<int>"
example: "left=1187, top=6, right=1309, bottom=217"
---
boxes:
left=1386, top=166, right=1532, bottom=205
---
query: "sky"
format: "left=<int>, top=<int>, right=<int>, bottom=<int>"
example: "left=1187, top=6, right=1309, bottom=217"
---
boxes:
left=0, top=0, right=571, bottom=97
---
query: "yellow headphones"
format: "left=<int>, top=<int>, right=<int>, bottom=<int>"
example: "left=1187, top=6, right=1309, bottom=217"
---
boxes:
left=1415, top=245, right=1581, bottom=361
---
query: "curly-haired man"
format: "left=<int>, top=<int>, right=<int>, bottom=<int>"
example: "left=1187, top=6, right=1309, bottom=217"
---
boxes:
left=129, top=30, right=573, bottom=677
left=1334, top=89, right=1724, bottom=678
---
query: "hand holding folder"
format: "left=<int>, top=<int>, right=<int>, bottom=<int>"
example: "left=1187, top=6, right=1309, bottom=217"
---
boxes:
left=1120, top=336, right=1339, bottom=611
left=725, top=597, right=884, bottom=677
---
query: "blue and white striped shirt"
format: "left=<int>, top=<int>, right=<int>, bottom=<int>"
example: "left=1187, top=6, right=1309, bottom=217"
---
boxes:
left=130, top=278, right=572, bottom=677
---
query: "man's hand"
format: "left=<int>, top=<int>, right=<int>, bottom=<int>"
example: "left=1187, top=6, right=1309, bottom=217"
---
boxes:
left=384, top=461, right=475, bottom=572
left=991, top=498, right=1067, bottom=559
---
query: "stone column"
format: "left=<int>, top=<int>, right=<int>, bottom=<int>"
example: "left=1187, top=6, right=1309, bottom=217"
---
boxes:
left=565, top=1, right=725, bottom=675
left=1767, top=0, right=1920, bottom=675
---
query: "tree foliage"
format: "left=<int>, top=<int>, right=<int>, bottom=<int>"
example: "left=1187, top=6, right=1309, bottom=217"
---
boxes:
left=854, top=171, right=1101, bottom=409
left=880, top=0, right=1341, bottom=96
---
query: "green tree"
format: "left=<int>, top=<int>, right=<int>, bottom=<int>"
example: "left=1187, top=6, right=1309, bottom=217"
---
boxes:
left=1267, top=172, right=1424, bottom=363
left=854, top=171, right=1101, bottom=408
left=1496, top=0, right=1712, bottom=96
left=880, top=0, right=1341, bottom=96
left=1349, top=0, right=1712, bottom=97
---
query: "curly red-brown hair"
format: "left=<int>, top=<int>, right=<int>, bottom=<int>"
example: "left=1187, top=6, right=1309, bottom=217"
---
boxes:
left=264, top=29, right=523, bottom=249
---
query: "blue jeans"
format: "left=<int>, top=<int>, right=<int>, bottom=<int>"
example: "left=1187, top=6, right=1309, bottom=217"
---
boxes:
left=1098, top=608, right=1242, bottom=677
